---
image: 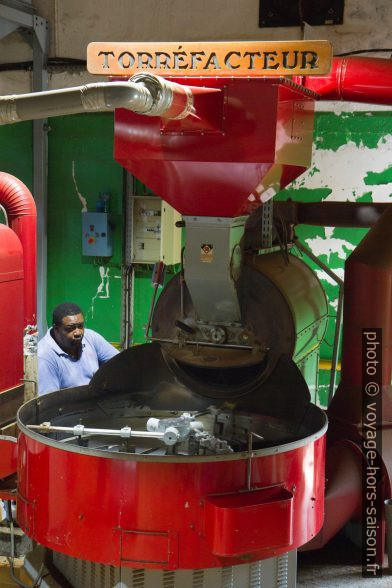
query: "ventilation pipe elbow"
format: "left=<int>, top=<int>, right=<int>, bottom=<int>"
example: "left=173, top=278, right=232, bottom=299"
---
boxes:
left=0, top=73, right=224, bottom=124
left=0, top=81, right=152, bottom=124
left=0, top=75, right=215, bottom=125
left=296, top=56, right=392, bottom=105
left=0, top=172, right=36, bottom=331
left=128, top=73, right=195, bottom=119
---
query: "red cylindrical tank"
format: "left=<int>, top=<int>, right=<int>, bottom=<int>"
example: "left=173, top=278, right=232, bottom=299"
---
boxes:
left=0, top=224, right=23, bottom=392
left=16, top=421, right=326, bottom=569
left=0, top=172, right=36, bottom=330
left=15, top=355, right=327, bottom=571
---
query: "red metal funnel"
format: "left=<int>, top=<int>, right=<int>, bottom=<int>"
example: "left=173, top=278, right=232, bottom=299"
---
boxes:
left=114, top=77, right=316, bottom=217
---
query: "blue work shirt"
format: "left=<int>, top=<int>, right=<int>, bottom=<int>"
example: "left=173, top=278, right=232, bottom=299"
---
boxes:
left=38, top=328, right=119, bottom=395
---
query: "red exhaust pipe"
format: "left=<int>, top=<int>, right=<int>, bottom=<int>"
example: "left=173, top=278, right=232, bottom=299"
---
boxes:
left=332, top=205, right=392, bottom=401
left=301, top=442, right=362, bottom=550
left=296, top=56, right=392, bottom=105
left=312, top=207, right=392, bottom=557
left=0, top=172, right=36, bottom=330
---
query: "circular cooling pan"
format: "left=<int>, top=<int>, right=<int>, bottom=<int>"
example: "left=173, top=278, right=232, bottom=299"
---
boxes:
left=15, top=339, right=327, bottom=569
left=16, top=384, right=327, bottom=569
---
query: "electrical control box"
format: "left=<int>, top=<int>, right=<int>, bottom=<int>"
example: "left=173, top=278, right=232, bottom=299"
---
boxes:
left=82, top=212, right=113, bottom=257
left=131, top=196, right=181, bottom=264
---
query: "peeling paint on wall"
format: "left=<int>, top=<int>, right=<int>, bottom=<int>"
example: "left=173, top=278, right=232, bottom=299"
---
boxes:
left=2, top=104, right=392, bottom=407
left=287, top=136, right=392, bottom=204
left=314, top=114, right=392, bottom=151
left=281, top=109, right=392, bottom=406
left=315, top=268, right=345, bottom=286
left=364, top=165, right=392, bottom=186
left=72, top=160, right=88, bottom=212
left=87, top=266, right=110, bottom=320
left=97, top=266, right=110, bottom=299
left=305, top=236, right=355, bottom=263
left=282, top=186, right=333, bottom=200
left=356, top=191, right=373, bottom=202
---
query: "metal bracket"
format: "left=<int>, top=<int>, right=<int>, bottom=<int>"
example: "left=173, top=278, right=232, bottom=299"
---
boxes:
left=261, top=200, right=273, bottom=249
left=0, top=18, right=17, bottom=40
left=0, top=3, right=49, bottom=49
left=246, top=431, right=265, bottom=490
left=294, top=238, right=344, bottom=405
left=0, top=0, right=50, bottom=338
left=0, top=3, right=33, bottom=30
left=33, top=14, right=48, bottom=54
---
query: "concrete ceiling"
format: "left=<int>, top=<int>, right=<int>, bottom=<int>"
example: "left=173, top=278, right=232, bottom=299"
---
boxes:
left=0, top=0, right=391, bottom=92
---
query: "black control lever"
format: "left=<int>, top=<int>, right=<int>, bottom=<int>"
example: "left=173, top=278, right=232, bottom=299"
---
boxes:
left=145, top=261, right=166, bottom=338
left=175, top=320, right=196, bottom=335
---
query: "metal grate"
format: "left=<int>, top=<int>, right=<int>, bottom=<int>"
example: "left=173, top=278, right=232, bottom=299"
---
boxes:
left=90, top=558, right=96, bottom=587
left=192, top=569, right=205, bottom=588
left=249, top=561, right=262, bottom=588
left=163, top=570, right=176, bottom=588
left=131, top=568, right=146, bottom=588
left=100, top=561, right=107, bottom=587
left=260, top=199, right=273, bottom=248
left=277, top=553, right=289, bottom=588
left=109, top=565, right=115, bottom=586
left=80, top=558, right=86, bottom=582
left=73, top=555, right=79, bottom=583
left=49, top=550, right=297, bottom=588
left=221, top=566, right=234, bottom=588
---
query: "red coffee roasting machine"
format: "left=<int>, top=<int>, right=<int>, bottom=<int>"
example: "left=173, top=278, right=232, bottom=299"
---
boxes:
left=0, top=40, right=392, bottom=586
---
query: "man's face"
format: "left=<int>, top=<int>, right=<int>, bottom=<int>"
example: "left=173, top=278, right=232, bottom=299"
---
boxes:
left=54, top=313, right=85, bottom=351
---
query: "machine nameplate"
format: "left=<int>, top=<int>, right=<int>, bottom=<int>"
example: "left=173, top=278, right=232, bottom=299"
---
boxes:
left=87, top=41, right=332, bottom=76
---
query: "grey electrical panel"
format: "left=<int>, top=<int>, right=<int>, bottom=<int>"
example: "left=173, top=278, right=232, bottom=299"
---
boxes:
left=82, top=212, right=112, bottom=257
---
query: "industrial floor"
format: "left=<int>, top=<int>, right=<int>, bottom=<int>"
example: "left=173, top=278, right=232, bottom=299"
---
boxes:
left=1, top=534, right=392, bottom=587
left=0, top=556, right=36, bottom=587
left=297, top=531, right=391, bottom=587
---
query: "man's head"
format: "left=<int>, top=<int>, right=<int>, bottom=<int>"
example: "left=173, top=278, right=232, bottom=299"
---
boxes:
left=52, top=302, right=85, bottom=354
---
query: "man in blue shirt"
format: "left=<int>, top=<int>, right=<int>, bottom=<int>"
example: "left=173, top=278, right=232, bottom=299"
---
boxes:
left=38, top=302, right=119, bottom=395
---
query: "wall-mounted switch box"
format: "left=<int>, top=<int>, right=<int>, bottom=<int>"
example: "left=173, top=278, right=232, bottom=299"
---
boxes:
left=131, top=196, right=181, bottom=265
left=82, top=212, right=112, bottom=257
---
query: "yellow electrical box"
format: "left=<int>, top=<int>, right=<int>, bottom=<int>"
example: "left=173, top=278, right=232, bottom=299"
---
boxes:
left=131, top=196, right=182, bottom=265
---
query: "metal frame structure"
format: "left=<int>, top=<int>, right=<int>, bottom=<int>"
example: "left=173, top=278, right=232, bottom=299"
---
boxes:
left=0, top=0, right=48, bottom=337
left=294, top=238, right=344, bottom=404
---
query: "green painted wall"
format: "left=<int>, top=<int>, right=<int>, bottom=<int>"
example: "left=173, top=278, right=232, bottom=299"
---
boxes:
left=132, top=267, right=179, bottom=345
left=46, top=114, right=123, bottom=343
left=278, top=110, right=392, bottom=405
left=0, top=121, right=33, bottom=229
left=0, top=121, right=33, bottom=189
left=0, top=114, right=124, bottom=344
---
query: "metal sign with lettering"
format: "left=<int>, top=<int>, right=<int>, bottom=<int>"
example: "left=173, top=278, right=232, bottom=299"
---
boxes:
left=87, top=41, right=332, bottom=77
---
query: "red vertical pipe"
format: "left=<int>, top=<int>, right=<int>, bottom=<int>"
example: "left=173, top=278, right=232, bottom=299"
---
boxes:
left=320, top=209, right=392, bottom=559
left=301, top=443, right=362, bottom=550
left=0, top=172, right=37, bottom=329
left=339, top=207, right=392, bottom=389
left=296, top=56, right=392, bottom=105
